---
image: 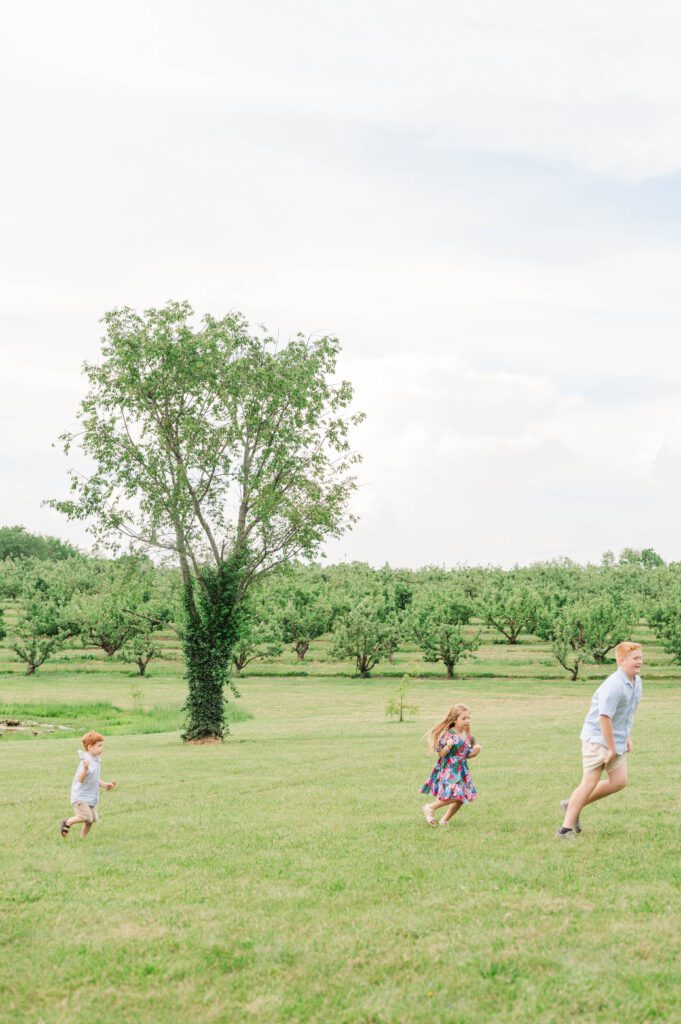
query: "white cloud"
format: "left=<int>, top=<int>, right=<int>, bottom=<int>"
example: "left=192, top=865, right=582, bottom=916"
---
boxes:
left=1, top=2, right=680, bottom=566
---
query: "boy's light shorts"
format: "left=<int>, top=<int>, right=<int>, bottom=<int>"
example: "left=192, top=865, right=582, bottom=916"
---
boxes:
left=581, top=740, right=626, bottom=774
left=72, top=801, right=99, bottom=824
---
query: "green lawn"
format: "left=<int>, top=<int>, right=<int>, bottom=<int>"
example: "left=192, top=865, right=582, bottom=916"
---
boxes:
left=1, top=632, right=680, bottom=1023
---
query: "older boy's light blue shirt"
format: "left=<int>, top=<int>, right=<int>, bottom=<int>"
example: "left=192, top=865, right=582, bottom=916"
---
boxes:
left=70, top=750, right=101, bottom=805
left=580, top=669, right=642, bottom=754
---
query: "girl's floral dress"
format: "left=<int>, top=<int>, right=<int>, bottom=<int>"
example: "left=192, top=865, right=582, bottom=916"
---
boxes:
left=420, top=730, right=478, bottom=803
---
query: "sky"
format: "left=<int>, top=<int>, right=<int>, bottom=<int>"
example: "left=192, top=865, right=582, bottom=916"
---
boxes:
left=2, top=1, right=680, bottom=568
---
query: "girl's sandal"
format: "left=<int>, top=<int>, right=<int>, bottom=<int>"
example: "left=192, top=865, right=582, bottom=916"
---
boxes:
left=60, top=819, right=71, bottom=838
left=439, top=817, right=450, bottom=827
left=422, top=804, right=437, bottom=828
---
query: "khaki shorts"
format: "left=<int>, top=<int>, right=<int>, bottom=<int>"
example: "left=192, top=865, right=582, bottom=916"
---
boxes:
left=581, top=740, right=626, bottom=774
left=72, top=801, right=99, bottom=824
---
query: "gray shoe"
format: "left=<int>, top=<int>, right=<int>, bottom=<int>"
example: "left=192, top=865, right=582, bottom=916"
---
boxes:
left=555, top=827, right=577, bottom=839
left=560, top=798, right=582, bottom=833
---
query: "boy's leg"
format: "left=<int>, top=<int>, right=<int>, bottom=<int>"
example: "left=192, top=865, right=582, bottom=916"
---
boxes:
left=61, top=813, right=88, bottom=836
left=80, top=822, right=93, bottom=839
left=562, top=767, right=603, bottom=829
left=581, top=761, right=628, bottom=806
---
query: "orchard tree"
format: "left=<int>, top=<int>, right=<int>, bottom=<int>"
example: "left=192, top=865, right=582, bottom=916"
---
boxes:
left=478, top=572, right=539, bottom=644
left=230, top=581, right=284, bottom=675
left=8, top=558, right=90, bottom=674
left=330, top=598, right=400, bottom=678
left=71, top=558, right=163, bottom=658
left=408, top=585, right=477, bottom=678
left=48, top=302, right=362, bottom=740
left=270, top=567, right=333, bottom=659
left=231, top=615, right=283, bottom=675
left=118, top=631, right=163, bottom=676
left=550, top=595, right=638, bottom=679
left=648, top=598, right=681, bottom=663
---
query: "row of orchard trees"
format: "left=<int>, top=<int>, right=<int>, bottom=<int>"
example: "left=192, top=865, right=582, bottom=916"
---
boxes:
left=230, top=548, right=681, bottom=680
left=0, top=550, right=176, bottom=676
left=3, top=543, right=681, bottom=682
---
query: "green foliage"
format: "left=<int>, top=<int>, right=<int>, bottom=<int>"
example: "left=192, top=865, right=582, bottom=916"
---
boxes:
left=48, top=302, right=363, bottom=740
left=231, top=585, right=284, bottom=675
left=551, top=594, right=639, bottom=679
left=408, top=585, right=478, bottom=678
left=117, top=632, right=163, bottom=677
left=384, top=677, right=419, bottom=722
left=477, top=571, right=540, bottom=644
left=267, top=564, right=333, bottom=659
left=0, top=525, right=79, bottom=562
left=619, top=546, right=665, bottom=569
left=648, top=599, right=681, bottom=664
left=7, top=557, right=93, bottom=674
left=182, top=559, right=245, bottom=741
left=330, top=598, right=400, bottom=677
left=70, top=556, right=169, bottom=658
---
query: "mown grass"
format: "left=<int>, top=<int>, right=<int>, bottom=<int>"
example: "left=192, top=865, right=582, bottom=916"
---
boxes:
left=0, top=627, right=680, bottom=1023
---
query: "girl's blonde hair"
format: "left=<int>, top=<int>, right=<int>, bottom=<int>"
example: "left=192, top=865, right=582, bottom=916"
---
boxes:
left=426, top=704, right=470, bottom=753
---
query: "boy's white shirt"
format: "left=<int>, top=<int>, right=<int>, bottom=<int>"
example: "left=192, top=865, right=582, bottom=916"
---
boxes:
left=71, top=750, right=101, bottom=805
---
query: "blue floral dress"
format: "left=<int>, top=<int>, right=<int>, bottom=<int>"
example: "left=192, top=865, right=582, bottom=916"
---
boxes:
left=420, top=730, right=478, bottom=803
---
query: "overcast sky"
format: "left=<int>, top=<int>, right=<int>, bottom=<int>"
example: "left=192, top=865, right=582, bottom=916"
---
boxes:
left=2, top=2, right=680, bottom=567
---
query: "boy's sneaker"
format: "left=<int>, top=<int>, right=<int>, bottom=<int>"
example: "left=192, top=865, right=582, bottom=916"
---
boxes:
left=555, top=826, right=577, bottom=839
left=560, top=798, right=582, bottom=833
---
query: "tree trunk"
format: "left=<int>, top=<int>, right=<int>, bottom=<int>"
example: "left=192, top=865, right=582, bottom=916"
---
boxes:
left=446, top=662, right=455, bottom=679
left=182, top=560, right=244, bottom=741
left=26, top=662, right=36, bottom=675
left=357, top=654, right=374, bottom=678
left=295, top=641, right=309, bottom=660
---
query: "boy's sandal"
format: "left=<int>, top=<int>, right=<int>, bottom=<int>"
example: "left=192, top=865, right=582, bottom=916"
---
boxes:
left=422, top=804, right=437, bottom=828
left=60, top=819, right=71, bottom=837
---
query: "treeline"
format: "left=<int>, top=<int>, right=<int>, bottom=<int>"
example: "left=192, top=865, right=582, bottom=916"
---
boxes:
left=1, top=532, right=680, bottom=680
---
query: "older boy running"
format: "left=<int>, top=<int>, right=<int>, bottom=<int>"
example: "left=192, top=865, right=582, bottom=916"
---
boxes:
left=556, top=641, right=643, bottom=838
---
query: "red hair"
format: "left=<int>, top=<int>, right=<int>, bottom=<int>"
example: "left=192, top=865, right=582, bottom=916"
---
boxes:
left=615, top=642, right=642, bottom=664
left=81, top=731, right=104, bottom=750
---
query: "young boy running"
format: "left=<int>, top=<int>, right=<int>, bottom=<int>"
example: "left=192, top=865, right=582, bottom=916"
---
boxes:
left=60, top=731, right=117, bottom=839
left=556, top=641, right=643, bottom=839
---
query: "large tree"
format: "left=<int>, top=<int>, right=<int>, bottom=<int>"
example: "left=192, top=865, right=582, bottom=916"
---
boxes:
left=49, top=302, right=362, bottom=740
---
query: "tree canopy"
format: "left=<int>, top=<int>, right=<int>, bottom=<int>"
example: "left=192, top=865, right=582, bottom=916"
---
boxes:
left=0, top=525, right=79, bottom=562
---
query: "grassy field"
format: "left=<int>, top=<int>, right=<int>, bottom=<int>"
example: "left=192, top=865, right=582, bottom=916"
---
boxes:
left=1, top=623, right=680, bottom=1023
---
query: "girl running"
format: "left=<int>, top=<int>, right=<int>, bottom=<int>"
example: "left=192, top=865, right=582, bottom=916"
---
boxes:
left=421, top=703, right=480, bottom=827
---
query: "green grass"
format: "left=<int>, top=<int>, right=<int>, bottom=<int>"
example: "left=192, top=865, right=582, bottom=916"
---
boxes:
left=0, top=700, right=251, bottom=740
left=0, top=631, right=680, bottom=1022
